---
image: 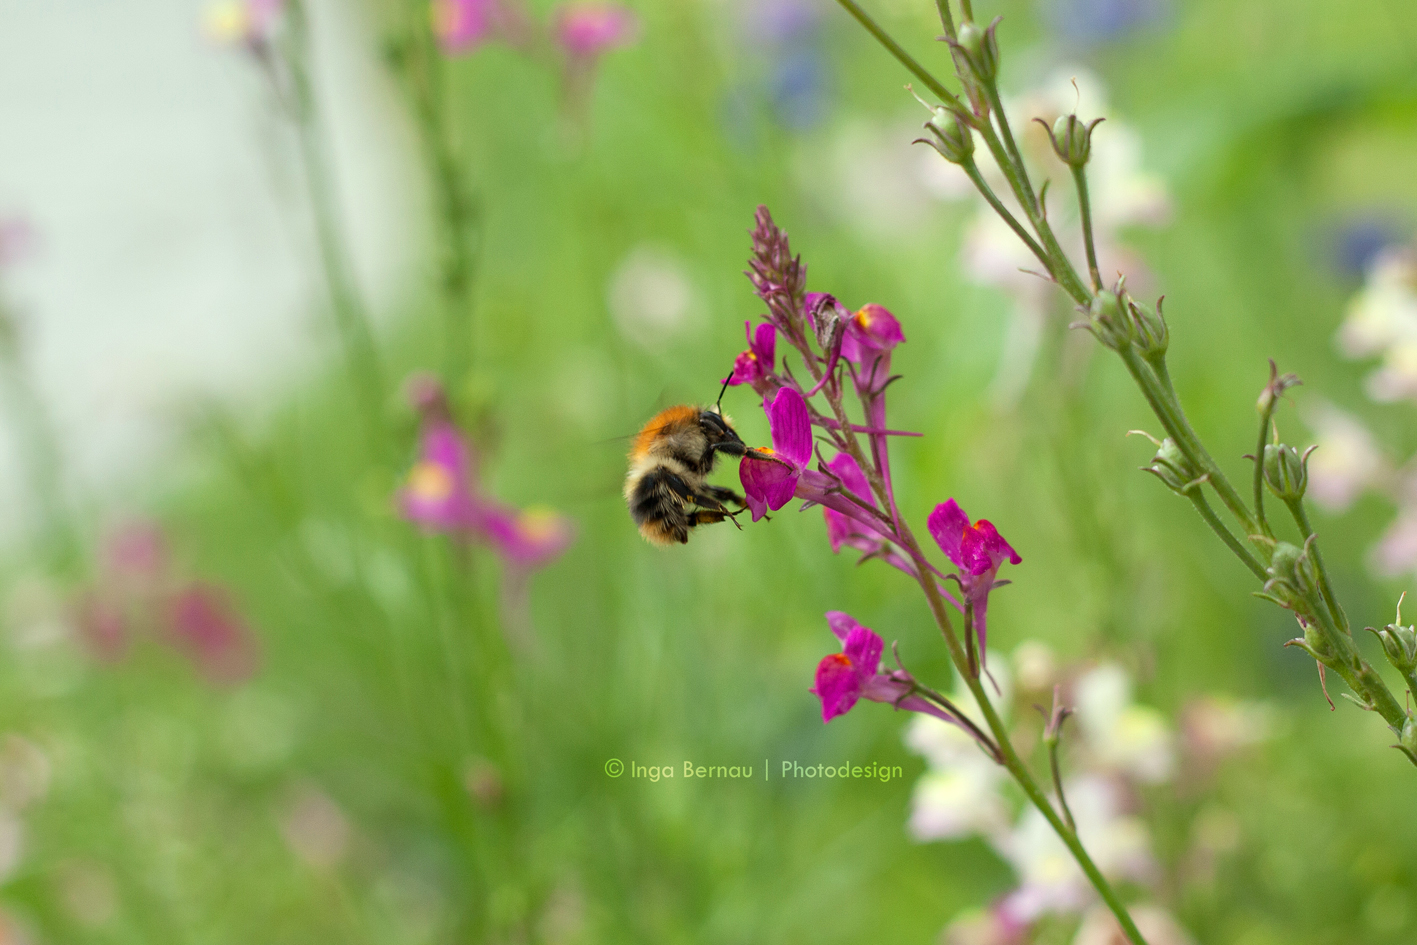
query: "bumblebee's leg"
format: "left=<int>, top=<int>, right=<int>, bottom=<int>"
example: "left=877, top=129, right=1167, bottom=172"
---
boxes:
left=687, top=509, right=732, bottom=531
left=699, top=484, right=746, bottom=509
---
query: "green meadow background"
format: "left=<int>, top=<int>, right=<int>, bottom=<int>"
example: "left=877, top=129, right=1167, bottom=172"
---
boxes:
left=5, top=0, right=1417, bottom=942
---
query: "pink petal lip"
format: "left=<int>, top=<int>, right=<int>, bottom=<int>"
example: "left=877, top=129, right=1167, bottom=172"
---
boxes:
left=767, top=387, right=813, bottom=466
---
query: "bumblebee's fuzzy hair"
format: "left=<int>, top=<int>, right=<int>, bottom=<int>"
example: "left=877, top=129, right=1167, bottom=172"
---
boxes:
left=625, top=405, right=746, bottom=546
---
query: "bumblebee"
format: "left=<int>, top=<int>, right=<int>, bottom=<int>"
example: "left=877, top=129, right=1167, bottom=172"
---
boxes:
left=625, top=399, right=748, bottom=546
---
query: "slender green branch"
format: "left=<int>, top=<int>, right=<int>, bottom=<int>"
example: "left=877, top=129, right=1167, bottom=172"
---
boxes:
left=1118, top=347, right=1263, bottom=542
left=933, top=0, right=955, bottom=36
left=404, top=13, right=483, bottom=390
left=1252, top=400, right=1279, bottom=541
left=833, top=0, right=964, bottom=111
left=960, top=158, right=1049, bottom=268
left=1285, top=499, right=1348, bottom=635
left=1185, top=487, right=1268, bottom=581
left=285, top=0, right=387, bottom=455
left=1071, top=165, right=1103, bottom=292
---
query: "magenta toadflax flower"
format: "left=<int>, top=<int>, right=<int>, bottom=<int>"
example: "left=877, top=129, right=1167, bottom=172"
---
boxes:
left=840, top=302, right=905, bottom=366
left=739, top=386, right=813, bottom=520
left=431, top=0, right=499, bottom=55
left=812, top=612, right=965, bottom=727
left=728, top=321, right=777, bottom=396
left=396, top=372, right=574, bottom=577
left=928, top=499, right=1020, bottom=659
left=554, top=3, right=639, bottom=59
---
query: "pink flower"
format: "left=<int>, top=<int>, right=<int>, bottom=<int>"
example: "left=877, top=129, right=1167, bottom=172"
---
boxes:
left=728, top=321, right=777, bottom=392
left=928, top=499, right=1020, bottom=655
left=812, top=612, right=960, bottom=725
left=398, top=420, right=483, bottom=532
left=840, top=303, right=905, bottom=364
left=822, top=453, right=874, bottom=554
left=167, top=583, right=260, bottom=685
left=481, top=505, right=576, bottom=570
left=396, top=372, right=575, bottom=574
left=739, top=386, right=813, bottom=520
left=431, top=0, right=497, bottom=55
left=554, top=3, right=639, bottom=57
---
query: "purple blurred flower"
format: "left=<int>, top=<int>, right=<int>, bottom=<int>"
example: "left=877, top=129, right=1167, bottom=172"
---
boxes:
left=739, top=386, right=813, bottom=520
left=398, top=420, right=482, bottom=532
left=397, top=373, right=574, bottom=574
left=928, top=499, right=1020, bottom=655
left=812, top=612, right=960, bottom=725
left=554, top=3, right=639, bottom=58
left=432, top=0, right=497, bottom=55
left=167, top=583, right=260, bottom=685
left=481, top=505, right=576, bottom=570
left=728, top=320, right=777, bottom=393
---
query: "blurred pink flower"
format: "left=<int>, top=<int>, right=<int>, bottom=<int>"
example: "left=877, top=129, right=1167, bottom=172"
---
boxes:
left=0, top=217, right=36, bottom=269
left=396, top=372, right=574, bottom=575
left=167, top=583, right=260, bottom=685
left=74, top=591, right=128, bottom=664
left=431, top=0, right=498, bottom=54
left=555, top=3, right=639, bottom=57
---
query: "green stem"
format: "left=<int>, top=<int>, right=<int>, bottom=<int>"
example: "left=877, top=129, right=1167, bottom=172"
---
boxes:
left=960, top=157, right=1049, bottom=269
left=974, top=118, right=1091, bottom=305
left=1285, top=499, right=1347, bottom=634
left=285, top=0, right=387, bottom=456
left=1071, top=165, right=1103, bottom=292
left=405, top=16, right=483, bottom=390
left=933, top=0, right=956, bottom=36
left=1118, top=347, right=1263, bottom=542
left=1186, top=487, right=1268, bottom=581
left=1252, top=399, right=1278, bottom=541
left=1045, top=731, right=1075, bottom=832
left=904, top=541, right=1150, bottom=945
left=832, top=0, right=964, bottom=111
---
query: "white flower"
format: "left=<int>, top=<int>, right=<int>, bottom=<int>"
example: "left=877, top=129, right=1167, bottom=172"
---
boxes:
left=607, top=246, right=698, bottom=353
left=1072, top=904, right=1196, bottom=945
left=1337, top=247, right=1417, bottom=360
left=996, top=774, right=1154, bottom=924
left=1304, top=401, right=1386, bottom=512
left=1074, top=663, right=1174, bottom=784
left=904, top=654, right=1012, bottom=843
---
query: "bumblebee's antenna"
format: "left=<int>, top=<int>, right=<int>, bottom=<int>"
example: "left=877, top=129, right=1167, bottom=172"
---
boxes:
left=714, top=373, right=732, bottom=414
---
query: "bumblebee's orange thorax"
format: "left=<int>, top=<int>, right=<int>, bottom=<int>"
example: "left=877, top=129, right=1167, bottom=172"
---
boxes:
left=630, top=405, right=699, bottom=462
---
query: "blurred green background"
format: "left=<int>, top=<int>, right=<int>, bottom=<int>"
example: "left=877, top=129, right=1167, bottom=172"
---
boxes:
left=3, top=0, right=1417, bottom=942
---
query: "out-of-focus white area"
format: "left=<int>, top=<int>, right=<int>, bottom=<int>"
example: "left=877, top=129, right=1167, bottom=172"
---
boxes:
left=0, top=0, right=418, bottom=539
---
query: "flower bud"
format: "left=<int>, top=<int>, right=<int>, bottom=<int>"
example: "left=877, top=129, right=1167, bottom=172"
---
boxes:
left=1045, top=114, right=1103, bottom=168
left=1083, top=290, right=1134, bottom=350
left=1262, top=443, right=1309, bottom=502
left=1375, top=622, right=1417, bottom=673
left=1398, top=717, right=1417, bottom=763
left=1141, top=437, right=1200, bottom=495
left=918, top=111, right=974, bottom=165
left=1129, top=297, right=1168, bottom=361
left=1262, top=542, right=1308, bottom=612
left=953, top=18, right=1000, bottom=85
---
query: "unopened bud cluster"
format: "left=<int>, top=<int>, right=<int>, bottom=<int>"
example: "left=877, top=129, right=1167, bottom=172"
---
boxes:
left=917, top=109, right=974, bottom=165
left=1077, top=282, right=1168, bottom=361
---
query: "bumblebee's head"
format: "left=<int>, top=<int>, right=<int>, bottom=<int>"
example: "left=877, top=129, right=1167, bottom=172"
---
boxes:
left=699, top=408, right=746, bottom=457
